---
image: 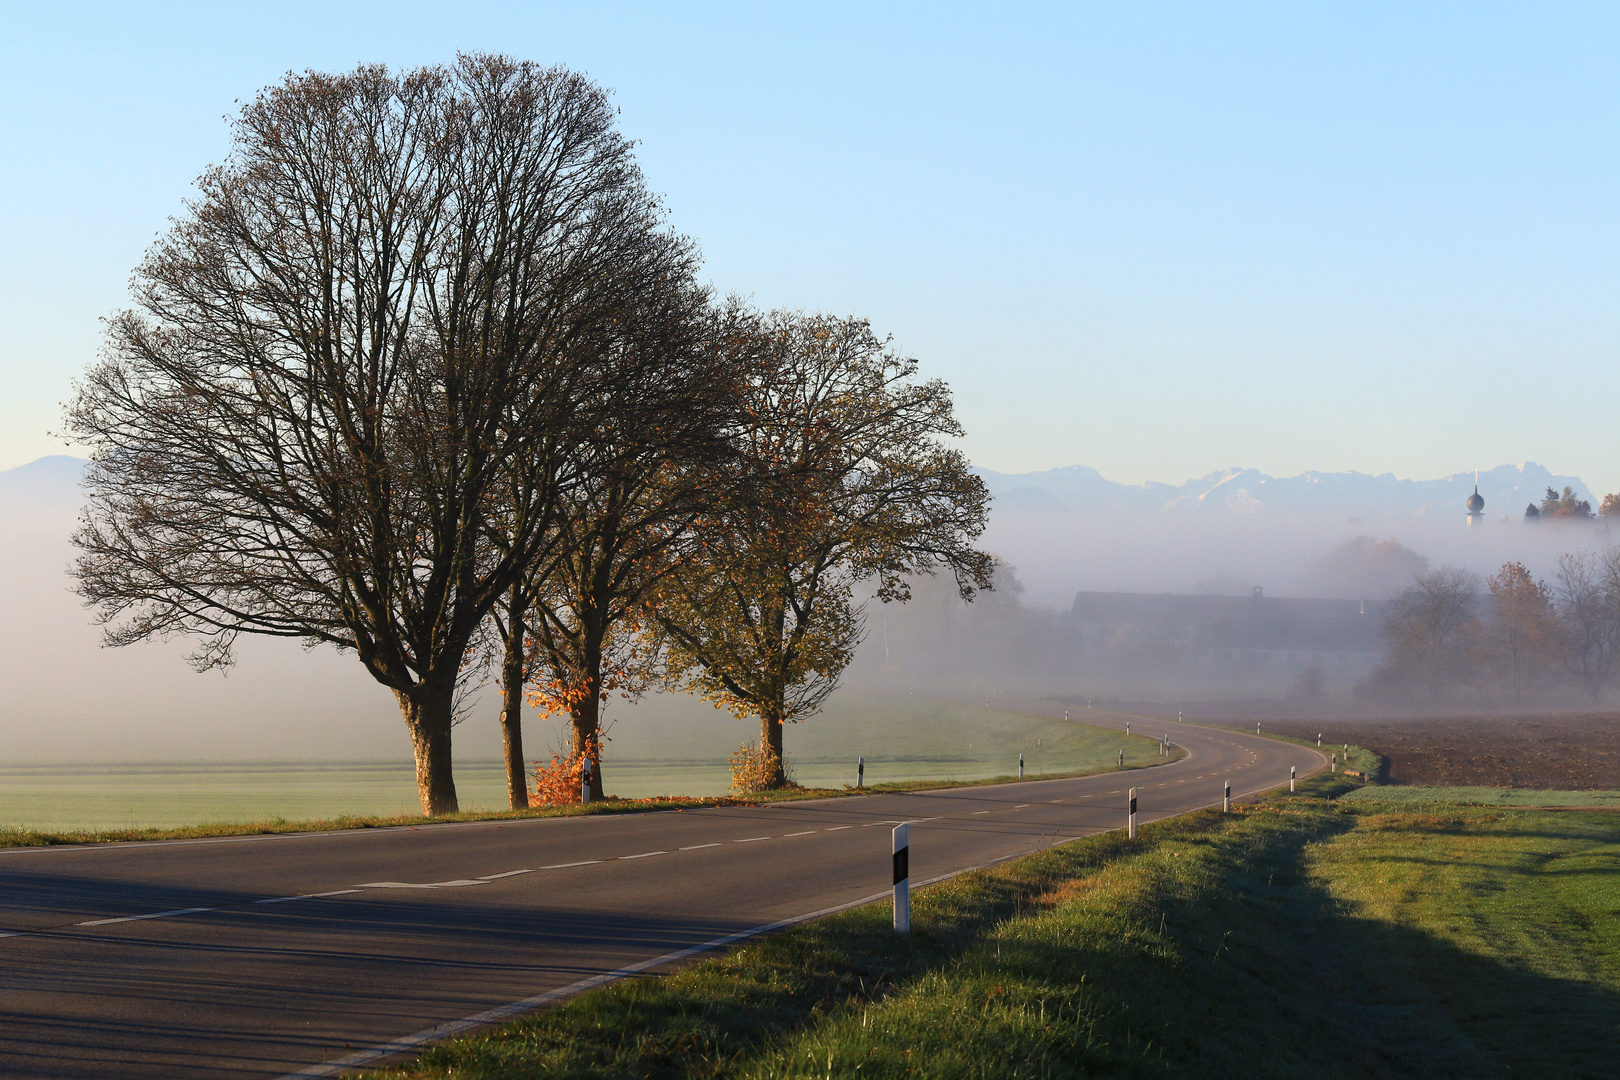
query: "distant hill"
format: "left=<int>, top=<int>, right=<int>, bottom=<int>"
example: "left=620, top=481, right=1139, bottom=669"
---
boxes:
left=973, top=462, right=1597, bottom=522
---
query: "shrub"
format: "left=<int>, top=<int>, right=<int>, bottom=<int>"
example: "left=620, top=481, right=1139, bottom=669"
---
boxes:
left=533, top=734, right=600, bottom=805
left=729, top=740, right=790, bottom=793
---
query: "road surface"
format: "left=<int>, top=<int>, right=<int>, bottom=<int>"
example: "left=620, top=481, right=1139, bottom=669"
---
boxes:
left=0, top=710, right=1323, bottom=1078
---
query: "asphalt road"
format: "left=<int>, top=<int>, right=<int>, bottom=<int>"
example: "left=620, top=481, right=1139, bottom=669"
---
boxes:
left=0, top=710, right=1324, bottom=1079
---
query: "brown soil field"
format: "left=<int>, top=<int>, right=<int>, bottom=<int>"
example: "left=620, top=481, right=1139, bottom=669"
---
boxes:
left=1264, top=713, right=1620, bottom=789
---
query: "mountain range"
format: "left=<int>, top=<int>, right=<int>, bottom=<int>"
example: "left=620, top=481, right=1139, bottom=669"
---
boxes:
left=974, top=462, right=1598, bottom=523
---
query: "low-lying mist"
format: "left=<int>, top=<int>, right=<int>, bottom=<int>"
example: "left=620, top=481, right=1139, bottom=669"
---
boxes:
left=4, top=456, right=1614, bottom=766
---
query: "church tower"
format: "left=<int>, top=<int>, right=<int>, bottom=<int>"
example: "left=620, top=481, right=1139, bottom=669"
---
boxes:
left=1466, top=469, right=1485, bottom=525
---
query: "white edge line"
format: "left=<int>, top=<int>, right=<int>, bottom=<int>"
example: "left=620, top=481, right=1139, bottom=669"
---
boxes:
left=477, top=870, right=535, bottom=881
left=274, top=888, right=893, bottom=1079
left=276, top=747, right=1324, bottom=1079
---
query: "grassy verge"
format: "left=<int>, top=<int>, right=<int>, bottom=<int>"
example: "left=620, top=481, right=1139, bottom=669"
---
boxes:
left=0, top=751, right=1179, bottom=850
left=367, top=777, right=1620, bottom=1080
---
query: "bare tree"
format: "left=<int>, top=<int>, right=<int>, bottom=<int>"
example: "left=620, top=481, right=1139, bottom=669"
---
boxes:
left=66, top=57, right=694, bottom=815
left=1382, top=568, right=1481, bottom=699
left=652, top=309, right=993, bottom=787
left=1553, top=549, right=1620, bottom=702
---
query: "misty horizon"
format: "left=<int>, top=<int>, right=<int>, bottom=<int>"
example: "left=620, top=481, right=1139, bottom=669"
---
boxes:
left=5, top=452, right=1617, bottom=766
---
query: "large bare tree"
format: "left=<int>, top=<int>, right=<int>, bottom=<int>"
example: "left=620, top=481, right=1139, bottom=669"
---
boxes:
left=66, top=57, right=695, bottom=815
left=652, top=309, right=993, bottom=787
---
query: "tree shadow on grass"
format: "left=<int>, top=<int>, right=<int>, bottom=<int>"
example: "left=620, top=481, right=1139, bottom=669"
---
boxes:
left=971, top=800, right=1620, bottom=1079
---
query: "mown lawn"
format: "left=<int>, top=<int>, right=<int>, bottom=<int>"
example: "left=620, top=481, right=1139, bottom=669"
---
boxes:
left=368, top=779, right=1620, bottom=1079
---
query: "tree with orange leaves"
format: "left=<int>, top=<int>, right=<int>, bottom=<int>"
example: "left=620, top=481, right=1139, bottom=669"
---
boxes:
left=650, top=309, right=992, bottom=788
left=1482, top=561, right=1559, bottom=704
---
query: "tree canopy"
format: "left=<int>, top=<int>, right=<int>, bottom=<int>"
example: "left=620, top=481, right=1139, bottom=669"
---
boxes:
left=67, top=57, right=697, bottom=814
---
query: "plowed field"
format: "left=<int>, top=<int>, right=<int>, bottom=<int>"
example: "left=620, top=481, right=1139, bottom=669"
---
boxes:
left=1266, top=713, right=1620, bottom=789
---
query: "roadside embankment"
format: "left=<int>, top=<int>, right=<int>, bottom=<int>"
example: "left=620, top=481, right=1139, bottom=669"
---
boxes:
left=368, top=777, right=1620, bottom=1080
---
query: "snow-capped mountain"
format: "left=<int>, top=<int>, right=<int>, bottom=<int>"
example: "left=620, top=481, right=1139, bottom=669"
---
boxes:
left=974, top=462, right=1597, bottom=522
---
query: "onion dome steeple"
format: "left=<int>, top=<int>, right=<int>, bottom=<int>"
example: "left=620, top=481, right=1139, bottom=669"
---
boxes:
left=1466, top=469, right=1485, bottom=524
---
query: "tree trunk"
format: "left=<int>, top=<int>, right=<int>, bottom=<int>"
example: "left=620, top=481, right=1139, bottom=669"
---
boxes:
left=398, top=683, right=459, bottom=816
left=566, top=613, right=608, bottom=801
left=499, top=602, right=529, bottom=809
left=570, top=691, right=605, bottom=801
left=759, top=706, right=786, bottom=788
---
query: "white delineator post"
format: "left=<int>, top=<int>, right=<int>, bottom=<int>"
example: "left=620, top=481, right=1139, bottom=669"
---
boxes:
left=1317, top=733, right=1323, bottom=747
left=1126, top=721, right=1131, bottom=737
left=581, top=759, right=593, bottom=806
left=1223, top=779, right=1231, bottom=813
left=892, top=824, right=910, bottom=934
left=1290, top=765, right=1296, bottom=792
left=1019, top=753, right=1024, bottom=780
left=1128, top=787, right=1138, bottom=839
left=1256, top=722, right=1261, bottom=735
left=1332, top=753, right=1338, bottom=774
left=857, top=756, right=864, bottom=788
left=1118, top=749, right=1124, bottom=768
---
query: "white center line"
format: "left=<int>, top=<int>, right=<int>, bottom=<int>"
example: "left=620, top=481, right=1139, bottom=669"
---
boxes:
left=680, top=843, right=722, bottom=850
left=258, top=889, right=366, bottom=904
left=541, top=860, right=602, bottom=869
left=477, top=870, right=535, bottom=880
left=824, top=826, right=853, bottom=831
left=731, top=837, right=771, bottom=843
left=972, top=810, right=991, bottom=815
left=1014, top=804, right=1029, bottom=809
left=619, top=851, right=668, bottom=860
left=782, top=831, right=816, bottom=836
left=79, top=906, right=214, bottom=927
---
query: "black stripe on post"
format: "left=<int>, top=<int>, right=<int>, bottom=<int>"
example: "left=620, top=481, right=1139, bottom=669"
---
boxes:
left=1128, top=795, right=1137, bottom=815
left=893, top=846, right=909, bottom=885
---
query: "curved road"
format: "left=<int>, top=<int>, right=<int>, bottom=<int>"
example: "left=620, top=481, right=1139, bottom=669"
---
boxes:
left=0, top=709, right=1323, bottom=1079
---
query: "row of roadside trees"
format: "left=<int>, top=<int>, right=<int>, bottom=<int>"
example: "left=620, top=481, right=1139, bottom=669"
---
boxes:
left=1376, top=550, right=1620, bottom=704
left=64, top=57, right=991, bottom=815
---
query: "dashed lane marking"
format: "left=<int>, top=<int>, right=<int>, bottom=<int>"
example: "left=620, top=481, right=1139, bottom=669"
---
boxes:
left=256, top=890, right=362, bottom=904
left=477, top=870, right=536, bottom=880
left=783, top=831, right=816, bottom=837
left=356, top=880, right=489, bottom=889
left=79, top=906, right=214, bottom=927
left=680, top=844, right=722, bottom=851
left=618, top=851, right=668, bottom=860
left=541, top=861, right=601, bottom=869
left=731, top=837, right=771, bottom=843
left=825, top=826, right=853, bottom=831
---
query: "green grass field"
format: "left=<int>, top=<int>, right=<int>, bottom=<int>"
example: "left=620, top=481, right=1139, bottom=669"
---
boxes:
left=0, top=695, right=1164, bottom=831
left=369, top=778, right=1620, bottom=1080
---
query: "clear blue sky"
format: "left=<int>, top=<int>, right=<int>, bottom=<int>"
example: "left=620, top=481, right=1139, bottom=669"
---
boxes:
left=2, top=2, right=1615, bottom=491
